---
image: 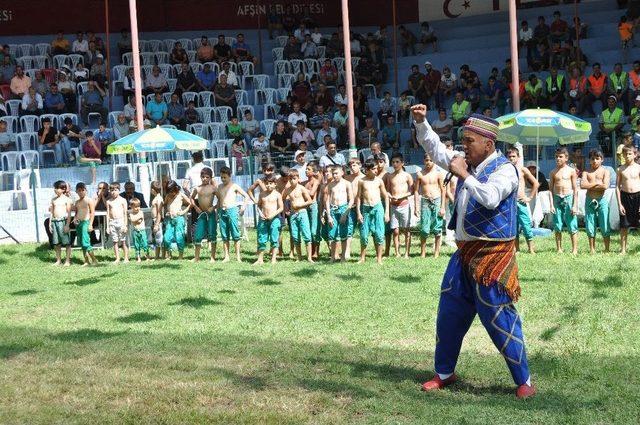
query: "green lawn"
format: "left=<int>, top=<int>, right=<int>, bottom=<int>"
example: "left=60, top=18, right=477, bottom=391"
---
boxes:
left=1, top=232, right=639, bottom=424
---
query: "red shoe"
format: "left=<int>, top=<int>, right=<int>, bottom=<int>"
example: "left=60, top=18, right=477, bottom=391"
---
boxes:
left=421, top=373, right=457, bottom=391
left=516, top=383, right=536, bottom=399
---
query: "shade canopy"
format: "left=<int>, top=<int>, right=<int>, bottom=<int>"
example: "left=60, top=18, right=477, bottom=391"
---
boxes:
left=497, top=109, right=592, bottom=146
left=106, top=126, right=207, bottom=155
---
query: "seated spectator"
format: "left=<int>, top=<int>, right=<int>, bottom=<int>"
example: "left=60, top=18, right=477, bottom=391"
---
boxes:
left=241, top=110, right=260, bottom=145
left=519, top=20, right=535, bottom=68
left=218, top=61, right=239, bottom=87
left=0, top=56, right=15, bottom=85
left=175, top=63, right=197, bottom=96
left=629, top=96, right=640, bottom=127
left=252, top=132, right=270, bottom=164
left=122, top=67, right=136, bottom=102
left=90, top=55, right=107, bottom=88
left=355, top=56, right=375, bottom=87
left=438, top=66, right=457, bottom=107
left=325, top=33, right=343, bottom=58
left=463, top=80, right=482, bottom=112
left=566, top=45, right=587, bottom=74
left=309, top=104, right=331, bottom=131
left=276, top=95, right=294, bottom=122
left=529, top=43, right=549, bottom=72
left=51, top=30, right=71, bottom=55
left=226, top=116, right=243, bottom=139
left=185, top=101, right=199, bottom=125
left=316, top=118, right=337, bottom=148
left=423, top=62, right=441, bottom=108
left=311, top=27, right=323, bottom=45
left=399, top=25, right=417, bottom=56
left=197, top=36, right=216, bottom=63
left=232, top=33, right=257, bottom=65
left=550, top=11, right=569, bottom=44
left=301, top=34, right=318, bottom=58
left=381, top=115, right=400, bottom=152
left=291, top=120, right=315, bottom=150
left=419, top=21, right=438, bottom=53
left=20, top=87, right=43, bottom=116
left=213, top=74, right=237, bottom=109
left=87, top=31, right=104, bottom=53
left=458, top=64, right=479, bottom=89
left=78, top=131, right=102, bottom=184
left=450, top=91, right=470, bottom=139
left=569, top=16, right=587, bottom=47
left=630, top=61, right=640, bottom=104
left=549, top=41, right=569, bottom=70
left=283, top=35, right=303, bottom=60
left=349, top=33, right=362, bottom=55
left=44, top=83, right=66, bottom=114
left=0, top=120, right=16, bottom=152
left=358, top=116, right=378, bottom=148
left=214, top=34, right=232, bottom=64
left=314, top=83, right=334, bottom=112
left=533, top=16, right=550, bottom=45
left=482, top=76, right=506, bottom=115
left=431, top=108, right=453, bottom=139
left=73, top=62, right=89, bottom=83
left=120, top=181, right=148, bottom=208
left=407, top=65, right=425, bottom=104
left=291, top=73, right=312, bottom=111
left=86, top=41, right=101, bottom=66
left=397, top=91, right=412, bottom=125
left=144, top=65, right=168, bottom=95
left=377, top=91, right=396, bottom=123
left=319, top=140, right=346, bottom=168
left=270, top=120, right=291, bottom=156
left=500, top=59, right=512, bottom=85
left=608, top=62, right=629, bottom=115
left=287, top=101, right=308, bottom=129
left=72, top=32, right=89, bottom=56
left=167, top=93, right=186, bottom=130
left=294, top=23, right=310, bottom=42
left=31, top=70, right=49, bottom=97
left=231, top=137, right=247, bottom=172
left=523, top=74, right=543, bottom=109
left=525, top=161, right=549, bottom=192
left=368, top=142, right=390, bottom=167
left=95, top=122, right=113, bottom=156
left=319, top=59, right=339, bottom=87
left=170, top=41, right=188, bottom=65
left=117, top=29, right=132, bottom=57
left=10, top=66, right=31, bottom=99
left=598, top=95, right=624, bottom=156
left=333, top=103, right=350, bottom=148
left=196, top=63, right=217, bottom=92
left=113, top=113, right=131, bottom=139
left=123, top=95, right=137, bottom=122
left=584, top=63, right=608, bottom=117
left=354, top=85, right=371, bottom=126
left=568, top=66, right=587, bottom=115
left=38, top=117, right=62, bottom=165
left=334, top=84, right=347, bottom=107
left=145, top=92, right=168, bottom=127
left=81, top=81, right=108, bottom=125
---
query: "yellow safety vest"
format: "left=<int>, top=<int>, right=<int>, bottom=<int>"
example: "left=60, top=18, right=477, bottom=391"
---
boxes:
left=545, top=74, right=564, bottom=93
left=451, top=100, right=469, bottom=121
left=609, top=72, right=628, bottom=91
left=602, top=107, right=623, bottom=130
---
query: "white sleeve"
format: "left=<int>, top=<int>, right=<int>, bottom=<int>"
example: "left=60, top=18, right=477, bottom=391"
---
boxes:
left=414, top=120, right=460, bottom=170
left=463, top=163, right=518, bottom=209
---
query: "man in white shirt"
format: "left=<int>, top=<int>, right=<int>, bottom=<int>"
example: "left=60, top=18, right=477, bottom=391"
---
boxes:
left=21, top=87, right=44, bottom=115
left=291, top=150, right=309, bottom=182
left=183, top=151, right=207, bottom=193
left=518, top=20, right=534, bottom=66
left=412, top=105, right=535, bottom=400
left=319, top=140, right=346, bottom=168
left=218, top=62, right=239, bottom=87
left=72, top=32, right=89, bottom=54
left=366, top=142, right=389, bottom=167
left=334, top=84, right=348, bottom=106
left=287, top=102, right=308, bottom=128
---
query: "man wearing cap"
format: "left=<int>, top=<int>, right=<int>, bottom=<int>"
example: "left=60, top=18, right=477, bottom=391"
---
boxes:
left=411, top=104, right=536, bottom=399
left=292, top=150, right=309, bottom=182
left=525, top=161, right=549, bottom=193
left=598, top=95, right=624, bottom=156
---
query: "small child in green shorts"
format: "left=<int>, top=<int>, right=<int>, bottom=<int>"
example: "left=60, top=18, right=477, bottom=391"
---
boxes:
left=283, top=169, right=314, bottom=262
left=507, top=147, right=539, bottom=254
left=414, top=153, right=446, bottom=258
left=324, top=165, right=354, bottom=262
left=216, top=166, right=249, bottom=262
left=129, top=198, right=150, bottom=262
left=74, top=182, right=98, bottom=266
left=581, top=149, right=611, bottom=253
left=254, top=174, right=284, bottom=264
left=356, top=159, right=389, bottom=264
left=304, top=161, right=322, bottom=259
left=49, top=180, right=72, bottom=266
left=190, top=166, right=218, bottom=262
left=163, top=180, right=191, bottom=260
left=550, top=147, right=579, bottom=254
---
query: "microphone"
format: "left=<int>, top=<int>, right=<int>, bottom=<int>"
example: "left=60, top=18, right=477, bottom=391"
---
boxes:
left=444, top=153, right=465, bottom=186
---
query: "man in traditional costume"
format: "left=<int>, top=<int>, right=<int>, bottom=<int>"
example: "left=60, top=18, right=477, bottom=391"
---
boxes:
left=411, top=105, right=536, bottom=399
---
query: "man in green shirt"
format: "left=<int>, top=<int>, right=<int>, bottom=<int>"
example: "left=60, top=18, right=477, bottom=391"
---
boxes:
left=598, top=95, right=624, bottom=156
left=450, top=91, right=470, bottom=143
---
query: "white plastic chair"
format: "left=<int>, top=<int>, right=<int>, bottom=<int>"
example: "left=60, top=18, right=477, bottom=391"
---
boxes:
left=214, top=106, right=233, bottom=124
left=16, top=132, right=38, bottom=151
left=260, top=119, right=277, bottom=139
left=207, top=123, right=224, bottom=140
left=272, top=47, right=284, bottom=62
left=255, top=88, right=277, bottom=105
left=274, top=60, right=290, bottom=76
left=1, top=151, right=19, bottom=171
left=196, top=107, right=214, bottom=124
left=0, top=116, right=18, bottom=133
left=6, top=100, right=21, bottom=117
left=187, top=123, right=207, bottom=139
left=182, top=91, right=198, bottom=106
left=237, top=105, right=255, bottom=119
left=112, top=154, right=135, bottom=182
left=234, top=89, right=249, bottom=106
left=19, top=115, right=40, bottom=133
left=252, top=74, right=269, bottom=91
left=198, top=91, right=215, bottom=108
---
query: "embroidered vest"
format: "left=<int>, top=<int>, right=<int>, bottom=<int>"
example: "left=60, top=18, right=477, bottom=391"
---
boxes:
left=448, top=154, right=518, bottom=241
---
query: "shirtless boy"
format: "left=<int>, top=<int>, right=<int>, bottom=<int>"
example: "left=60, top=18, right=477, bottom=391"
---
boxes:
left=283, top=169, right=314, bottom=262
left=550, top=147, right=579, bottom=254
left=356, top=159, right=389, bottom=264
left=324, top=165, right=354, bottom=261
left=106, top=182, right=130, bottom=263
left=384, top=153, right=414, bottom=258
left=129, top=198, right=150, bottom=262
left=318, top=167, right=334, bottom=252
left=581, top=149, right=611, bottom=253
left=163, top=180, right=191, bottom=260
left=191, top=167, right=218, bottom=262
left=305, top=161, right=322, bottom=258
left=507, top=148, right=538, bottom=254
left=217, top=166, right=249, bottom=262
left=50, top=180, right=72, bottom=266
left=344, top=159, right=363, bottom=259
left=74, top=182, right=98, bottom=265
left=254, top=174, right=284, bottom=264
left=150, top=181, right=164, bottom=260
left=414, top=153, right=446, bottom=258
left=617, top=145, right=640, bottom=253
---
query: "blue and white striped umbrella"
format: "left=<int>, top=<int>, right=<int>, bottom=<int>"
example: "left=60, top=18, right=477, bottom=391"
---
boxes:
left=107, top=126, right=207, bottom=155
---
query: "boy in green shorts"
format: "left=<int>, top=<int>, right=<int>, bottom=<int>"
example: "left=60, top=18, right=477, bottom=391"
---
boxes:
left=216, top=166, right=249, bottom=262
left=190, top=167, right=218, bottom=262
left=254, top=174, right=283, bottom=264
left=129, top=198, right=150, bottom=262
left=304, top=161, right=322, bottom=259
left=507, top=147, right=539, bottom=253
left=414, top=153, right=446, bottom=258
left=356, top=159, right=389, bottom=264
left=550, top=147, right=579, bottom=254
left=324, top=165, right=354, bottom=262
left=284, top=169, right=314, bottom=262
left=49, top=180, right=72, bottom=266
left=581, top=149, right=611, bottom=253
left=74, top=182, right=98, bottom=266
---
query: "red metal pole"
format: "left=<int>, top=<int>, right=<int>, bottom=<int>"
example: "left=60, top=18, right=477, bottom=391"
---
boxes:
left=105, top=0, right=112, bottom=111
left=392, top=0, right=399, bottom=98
left=508, top=0, right=520, bottom=112
left=341, top=0, right=357, bottom=156
left=129, top=0, right=144, bottom=131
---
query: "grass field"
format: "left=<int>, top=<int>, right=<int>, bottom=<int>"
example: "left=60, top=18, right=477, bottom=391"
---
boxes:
left=1, top=231, right=639, bottom=424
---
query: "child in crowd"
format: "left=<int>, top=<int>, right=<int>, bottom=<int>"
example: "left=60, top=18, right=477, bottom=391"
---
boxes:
left=185, top=101, right=199, bottom=125
left=231, top=137, right=247, bottom=172
left=49, top=180, right=73, bottom=266
left=581, top=149, right=611, bottom=254
left=216, top=166, right=249, bottom=262
left=344, top=159, right=363, bottom=259
left=190, top=167, right=218, bottom=262
left=385, top=153, right=414, bottom=258
left=252, top=132, right=270, bottom=166
left=319, top=167, right=334, bottom=252
left=616, top=146, right=640, bottom=254
left=129, top=198, right=150, bottom=262
left=507, top=148, right=538, bottom=254
left=163, top=180, right=191, bottom=260
left=356, top=159, right=389, bottom=264
left=226, top=116, right=243, bottom=139
left=74, top=182, right=98, bottom=266
left=397, top=91, right=412, bottom=126
left=254, top=174, right=283, bottom=264
left=414, top=153, right=446, bottom=258
left=324, top=165, right=354, bottom=262
left=150, top=181, right=164, bottom=260
left=106, top=182, right=130, bottom=263
left=550, top=147, right=579, bottom=254
left=283, top=169, right=314, bottom=262
left=305, top=161, right=322, bottom=259
left=617, top=131, right=634, bottom=166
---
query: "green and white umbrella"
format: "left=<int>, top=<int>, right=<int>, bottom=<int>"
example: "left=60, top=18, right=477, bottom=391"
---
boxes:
left=106, top=126, right=207, bottom=155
